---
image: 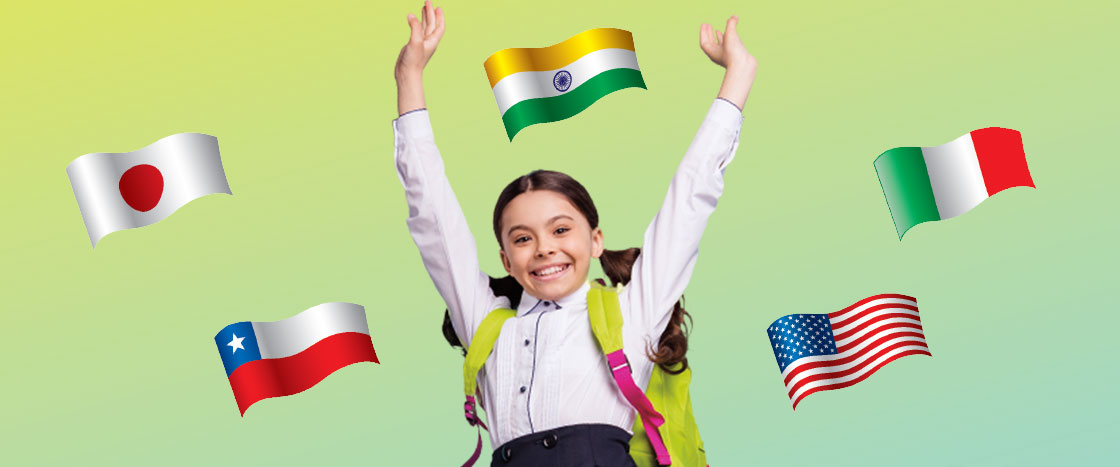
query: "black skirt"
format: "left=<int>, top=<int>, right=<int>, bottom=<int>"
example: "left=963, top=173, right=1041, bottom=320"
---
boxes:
left=491, top=423, right=638, bottom=467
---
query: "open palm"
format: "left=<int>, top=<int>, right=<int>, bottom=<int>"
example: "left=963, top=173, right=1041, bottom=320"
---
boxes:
left=395, top=0, right=445, bottom=80
left=699, top=16, right=756, bottom=73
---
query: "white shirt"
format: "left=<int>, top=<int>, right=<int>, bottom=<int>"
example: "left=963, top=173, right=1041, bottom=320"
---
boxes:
left=393, top=99, right=743, bottom=448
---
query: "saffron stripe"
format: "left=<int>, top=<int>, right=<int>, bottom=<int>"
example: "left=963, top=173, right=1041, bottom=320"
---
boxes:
left=228, top=332, right=379, bottom=415
left=970, top=127, right=1035, bottom=196
left=500, top=67, right=646, bottom=140
left=483, top=28, right=636, bottom=88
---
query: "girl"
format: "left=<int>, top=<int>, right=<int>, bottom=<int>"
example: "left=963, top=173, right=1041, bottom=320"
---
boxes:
left=393, top=2, right=757, bottom=465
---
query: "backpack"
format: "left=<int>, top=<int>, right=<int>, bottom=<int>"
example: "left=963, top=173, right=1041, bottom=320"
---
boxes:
left=459, top=282, right=707, bottom=466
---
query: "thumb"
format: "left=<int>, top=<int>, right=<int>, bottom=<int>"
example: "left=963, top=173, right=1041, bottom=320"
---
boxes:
left=407, top=13, right=422, bottom=43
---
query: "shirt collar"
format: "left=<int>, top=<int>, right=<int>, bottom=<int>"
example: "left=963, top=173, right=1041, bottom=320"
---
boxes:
left=516, top=282, right=591, bottom=317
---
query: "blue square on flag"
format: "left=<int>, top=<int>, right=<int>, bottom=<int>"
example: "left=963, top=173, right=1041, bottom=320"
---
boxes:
left=215, top=322, right=261, bottom=377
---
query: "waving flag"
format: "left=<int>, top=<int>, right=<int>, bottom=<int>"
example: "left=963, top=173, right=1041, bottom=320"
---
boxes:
left=874, top=127, right=1034, bottom=239
left=215, top=302, right=379, bottom=415
left=66, top=133, right=232, bottom=247
left=766, top=294, right=930, bottom=409
left=484, top=28, right=646, bottom=140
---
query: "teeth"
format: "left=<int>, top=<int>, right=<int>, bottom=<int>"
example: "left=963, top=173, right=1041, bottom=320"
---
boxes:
left=535, top=265, right=566, bottom=276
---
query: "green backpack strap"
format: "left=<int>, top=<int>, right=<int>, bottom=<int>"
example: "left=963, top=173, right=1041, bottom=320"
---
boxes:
left=464, top=308, right=516, bottom=398
left=587, top=282, right=673, bottom=465
left=460, top=308, right=515, bottom=467
left=587, top=282, right=625, bottom=353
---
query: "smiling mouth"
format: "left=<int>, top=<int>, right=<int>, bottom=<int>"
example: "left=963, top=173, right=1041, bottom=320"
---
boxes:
left=530, top=263, right=570, bottom=281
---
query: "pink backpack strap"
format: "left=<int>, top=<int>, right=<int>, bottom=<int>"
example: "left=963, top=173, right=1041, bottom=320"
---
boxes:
left=607, top=349, right=672, bottom=465
left=461, top=395, right=488, bottom=467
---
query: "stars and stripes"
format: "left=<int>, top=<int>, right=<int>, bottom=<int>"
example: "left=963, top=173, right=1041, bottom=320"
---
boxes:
left=766, top=294, right=930, bottom=409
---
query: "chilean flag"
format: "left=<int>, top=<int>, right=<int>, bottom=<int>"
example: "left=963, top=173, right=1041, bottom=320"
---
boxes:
left=214, top=302, right=379, bottom=415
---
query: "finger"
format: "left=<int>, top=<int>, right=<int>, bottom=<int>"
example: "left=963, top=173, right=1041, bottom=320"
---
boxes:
left=715, top=29, right=724, bottom=45
left=424, top=1, right=436, bottom=36
left=407, top=13, right=422, bottom=43
left=724, top=15, right=740, bottom=41
left=699, top=23, right=714, bottom=52
left=433, top=7, right=446, bottom=41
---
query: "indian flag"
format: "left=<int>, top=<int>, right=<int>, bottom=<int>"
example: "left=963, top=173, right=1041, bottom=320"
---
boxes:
left=874, top=127, right=1035, bottom=239
left=484, top=28, right=646, bottom=140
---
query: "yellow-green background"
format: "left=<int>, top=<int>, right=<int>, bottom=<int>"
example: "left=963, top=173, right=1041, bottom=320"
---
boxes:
left=1, top=0, right=1116, bottom=465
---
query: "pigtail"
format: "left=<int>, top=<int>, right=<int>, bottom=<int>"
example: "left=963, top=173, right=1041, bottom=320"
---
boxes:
left=600, top=248, right=692, bottom=375
left=441, top=275, right=525, bottom=355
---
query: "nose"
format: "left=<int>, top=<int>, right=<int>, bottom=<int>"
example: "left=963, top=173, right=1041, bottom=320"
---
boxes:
left=535, top=238, right=556, bottom=258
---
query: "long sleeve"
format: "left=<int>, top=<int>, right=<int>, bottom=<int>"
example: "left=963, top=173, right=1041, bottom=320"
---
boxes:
left=622, top=99, right=744, bottom=340
left=393, top=110, right=503, bottom=348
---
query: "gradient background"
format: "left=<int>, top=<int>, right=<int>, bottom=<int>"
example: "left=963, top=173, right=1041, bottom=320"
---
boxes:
left=1, top=0, right=1116, bottom=465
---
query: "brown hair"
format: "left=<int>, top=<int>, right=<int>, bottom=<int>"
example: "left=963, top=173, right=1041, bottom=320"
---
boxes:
left=441, top=170, right=691, bottom=374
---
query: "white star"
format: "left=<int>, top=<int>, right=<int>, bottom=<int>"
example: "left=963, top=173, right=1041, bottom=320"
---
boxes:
left=228, top=334, right=246, bottom=354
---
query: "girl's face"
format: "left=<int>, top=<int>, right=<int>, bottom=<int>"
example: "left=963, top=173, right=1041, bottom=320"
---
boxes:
left=498, top=190, right=603, bottom=302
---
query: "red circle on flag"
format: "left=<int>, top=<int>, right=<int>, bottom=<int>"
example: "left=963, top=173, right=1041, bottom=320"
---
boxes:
left=119, top=164, right=164, bottom=212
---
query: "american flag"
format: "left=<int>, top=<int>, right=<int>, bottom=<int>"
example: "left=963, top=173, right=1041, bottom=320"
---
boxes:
left=766, top=294, right=930, bottom=409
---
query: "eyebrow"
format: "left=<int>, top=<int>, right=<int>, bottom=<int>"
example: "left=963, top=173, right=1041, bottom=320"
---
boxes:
left=506, top=214, right=576, bottom=238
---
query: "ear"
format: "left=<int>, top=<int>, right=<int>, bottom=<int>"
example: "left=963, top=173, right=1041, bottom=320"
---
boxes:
left=590, top=227, right=604, bottom=259
left=500, top=248, right=513, bottom=274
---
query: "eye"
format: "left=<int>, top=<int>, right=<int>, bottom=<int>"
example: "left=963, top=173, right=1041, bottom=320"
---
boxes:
left=513, top=235, right=531, bottom=244
left=554, top=227, right=569, bottom=235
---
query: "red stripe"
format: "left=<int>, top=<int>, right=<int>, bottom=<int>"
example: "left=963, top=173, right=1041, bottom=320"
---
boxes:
left=829, top=294, right=916, bottom=321
left=783, top=332, right=927, bottom=386
left=787, top=340, right=928, bottom=396
left=836, top=322, right=925, bottom=353
left=830, top=302, right=919, bottom=330
left=790, top=349, right=931, bottom=409
left=969, top=127, right=1035, bottom=196
left=228, top=332, right=379, bottom=415
left=833, top=311, right=922, bottom=343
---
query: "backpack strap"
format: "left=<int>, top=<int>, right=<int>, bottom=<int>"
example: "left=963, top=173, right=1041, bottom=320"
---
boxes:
left=460, top=308, right=516, bottom=467
left=587, top=283, right=673, bottom=466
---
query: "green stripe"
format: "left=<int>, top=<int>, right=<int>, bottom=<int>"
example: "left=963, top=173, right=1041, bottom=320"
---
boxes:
left=874, top=146, right=941, bottom=239
left=501, top=68, right=646, bottom=140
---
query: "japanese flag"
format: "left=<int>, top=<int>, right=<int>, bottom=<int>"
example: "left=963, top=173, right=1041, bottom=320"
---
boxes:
left=66, top=133, right=232, bottom=247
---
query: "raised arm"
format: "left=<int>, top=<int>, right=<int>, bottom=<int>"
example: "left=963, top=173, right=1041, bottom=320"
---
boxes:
left=393, top=2, right=499, bottom=347
left=395, top=0, right=443, bottom=115
left=623, top=15, right=758, bottom=337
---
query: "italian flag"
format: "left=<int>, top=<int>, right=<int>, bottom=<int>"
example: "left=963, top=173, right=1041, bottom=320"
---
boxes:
left=484, top=28, right=646, bottom=140
left=874, top=127, right=1035, bottom=239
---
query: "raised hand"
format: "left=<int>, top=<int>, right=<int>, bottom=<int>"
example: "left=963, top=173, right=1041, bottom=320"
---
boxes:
left=699, top=15, right=757, bottom=110
left=395, top=1, right=445, bottom=114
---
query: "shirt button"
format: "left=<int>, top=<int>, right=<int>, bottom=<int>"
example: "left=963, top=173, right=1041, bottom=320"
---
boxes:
left=524, top=339, right=531, bottom=346
left=519, top=386, right=527, bottom=393
left=543, top=301, right=551, bottom=307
